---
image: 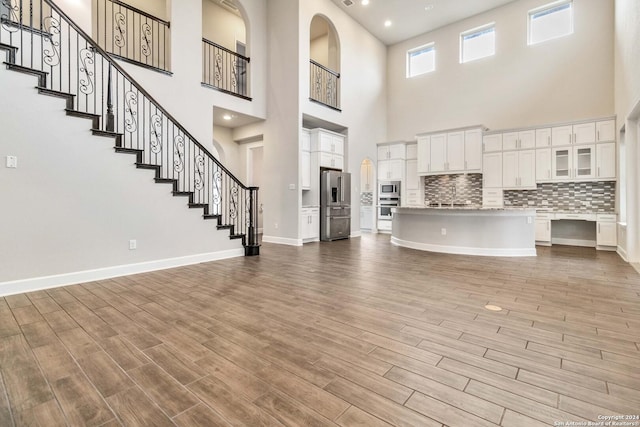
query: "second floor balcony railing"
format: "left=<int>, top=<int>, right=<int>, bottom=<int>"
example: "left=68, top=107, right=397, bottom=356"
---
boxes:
left=95, top=0, right=170, bottom=73
left=309, top=60, right=340, bottom=111
left=202, top=38, right=250, bottom=100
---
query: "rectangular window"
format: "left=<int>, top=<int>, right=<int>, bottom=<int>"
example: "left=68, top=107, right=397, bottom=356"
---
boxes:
left=528, top=0, right=573, bottom=45
left=407, top=43, right=435, bottom=77
left=460, top=24, right=495, bottom=63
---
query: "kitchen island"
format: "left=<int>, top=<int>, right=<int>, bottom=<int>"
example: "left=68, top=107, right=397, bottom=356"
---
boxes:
left=391, top=207, right=537, bottom=257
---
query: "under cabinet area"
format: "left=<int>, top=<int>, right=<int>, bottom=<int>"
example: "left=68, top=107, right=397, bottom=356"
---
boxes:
left=535, top=212, right=617, bottom=250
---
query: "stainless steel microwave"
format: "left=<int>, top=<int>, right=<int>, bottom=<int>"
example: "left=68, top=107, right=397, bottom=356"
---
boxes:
left=379, top=181, right=400, bottom=198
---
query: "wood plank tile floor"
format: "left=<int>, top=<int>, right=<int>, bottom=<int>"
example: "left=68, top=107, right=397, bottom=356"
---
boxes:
left=1, top=233, right=640, bottom=426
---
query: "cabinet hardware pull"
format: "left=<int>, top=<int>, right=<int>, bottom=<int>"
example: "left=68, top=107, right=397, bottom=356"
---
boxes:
left=598, top=223, right=601, bottom=233
left=597, top=130, right=600, bottom=141
left=598, top=166, right=600, bottom=177
left=548, top=136, right=550, bottom=146
left=465, top=161, right=467, bottom=169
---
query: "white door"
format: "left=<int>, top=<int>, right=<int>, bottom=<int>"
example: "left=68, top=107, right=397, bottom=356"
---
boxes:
left=447, top=131, right=465, bottom=171
left=388, top=160, right=404, bottom=180
left=430, top=134, right=447, bottom=172
left=535, top=128, right=551, bottom=148
left=596, top=120, right=616, bottom=142
left=519, top=130, right=536, bottom=149
left=377, top=145, right=390, bottom=161
left=417, top=137, right=430, bottom=173
left=389, top=143, right=406, bottom=159
left=535, top=219, right=551, bottom=242
left=518, top=150, right=536, bottom=188
left=483, top=134, right=502, bottom=152
left=502, top=151, right=519, bottom=188
left=596, top=142, right=616, bottom=179
left=406, top=159, right=418, bottom=190
left=597, top=221, right=617, bottom=246
left=552, top=125, right=573, bottom=146
left=464, top=129, right=482, bottom=171
left=536, top=148, right=552, bottom=181
left=552, top=147, right=572, bottom=180
left=502, top=132, right=519, bottom=151
left=573, top=144, right=596, bottom=179
left=573, top=122, right=596, bottom=145
left=378, top=161, right=390, bottom=180
left=483, top=152, right=503, bottom=188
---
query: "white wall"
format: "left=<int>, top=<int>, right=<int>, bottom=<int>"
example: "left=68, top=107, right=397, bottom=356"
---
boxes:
left=614, top=0, right=640, bottom=263
left=202, top=0, right=246, bottom=51
left=299, top=0, right=388, bottom=234
left=0, top=67, right=241, bottom=291
left=387, top=0, right=614, bottom=140
left=310, top=34, right=329, bottom=67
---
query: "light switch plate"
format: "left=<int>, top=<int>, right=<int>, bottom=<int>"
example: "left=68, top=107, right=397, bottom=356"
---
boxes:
left=6, top=156, right=17, bottom=168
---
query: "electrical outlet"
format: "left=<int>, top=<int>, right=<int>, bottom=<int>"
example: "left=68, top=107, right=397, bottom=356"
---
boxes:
left=6, top=156, right=17, bottom=168
left=527, top=216, right=532, bottom=224
left=441, top=228, right=446, bottom=236
left=129, top=239, right=137, bottom=250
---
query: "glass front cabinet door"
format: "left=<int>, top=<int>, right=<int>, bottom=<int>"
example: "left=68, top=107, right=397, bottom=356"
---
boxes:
left=552, top=147, right=572, bottom=180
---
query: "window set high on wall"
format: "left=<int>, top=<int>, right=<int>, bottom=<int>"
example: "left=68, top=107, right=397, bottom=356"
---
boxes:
left=406, top=0, right=573, bottom=77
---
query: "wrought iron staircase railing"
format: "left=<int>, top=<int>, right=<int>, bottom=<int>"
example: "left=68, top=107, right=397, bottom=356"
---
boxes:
left=309, top=59, right=340, bottom=111
left=201, top=38, right=250, bottom=100
left=0, top=0, right=260, bottom=256
left=95, top=0, right=171, bottom=74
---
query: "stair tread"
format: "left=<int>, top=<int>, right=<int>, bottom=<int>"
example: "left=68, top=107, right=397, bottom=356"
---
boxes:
left=4, top=62, right=47, bottom=75
left=92, top=129, right=122, bottom=138
left=65, top=109, right=100, bottom=118
left=37, top=86, right=75, bottom=98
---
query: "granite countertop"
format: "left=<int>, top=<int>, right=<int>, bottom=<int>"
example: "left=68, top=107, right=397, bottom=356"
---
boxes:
left=396, top=205, right=535, bottom=211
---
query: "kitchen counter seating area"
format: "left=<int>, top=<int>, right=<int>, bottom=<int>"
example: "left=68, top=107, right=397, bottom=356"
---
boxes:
left=391, top=207, right=537, bottom=256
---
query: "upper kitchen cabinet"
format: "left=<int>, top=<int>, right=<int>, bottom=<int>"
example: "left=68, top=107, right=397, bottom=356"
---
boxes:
left=406, top=143, right=418, bottom=160
left=378, top=142, right=407, bottom=181
left=552, top=122, right=596, bottom=146
left=502, top=130, right=535, bottom=150
left=483, top=152, right=503, bottom=188
left=535, top=128, right=551, bottom=148
left=378, top=143, right=406, bottom=160
left=503, top=150, right=535, bottom=189
left=483, top=133, right=502, bottom=152
left=417, top=126, right=484, bottom=175
left=311, top=129, right=345, bottom=170
left=300, top=130, right=311, bottom=190
left=596, top=142, right=616, bottom=179
left=552, top=145, right=596, bottom=180
left=596, top=120, right=616, bottom=142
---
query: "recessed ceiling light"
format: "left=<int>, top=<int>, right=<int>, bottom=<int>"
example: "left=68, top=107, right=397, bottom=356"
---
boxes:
left=384, top=20, right=392, bottom=27
left=361, top=0, right=369, bottom=5
left=223, top=114, right=232, bottom=121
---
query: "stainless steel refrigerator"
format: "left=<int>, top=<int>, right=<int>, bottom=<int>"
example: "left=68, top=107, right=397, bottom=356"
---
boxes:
left=320, top=170, right=351, bottom=241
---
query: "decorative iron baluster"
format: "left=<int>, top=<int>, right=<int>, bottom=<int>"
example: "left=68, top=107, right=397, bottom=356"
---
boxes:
left=150, top=114, right=162, bottom=153
left=173, top=134, right=184, bottom=172
left=231, top=58, right=238, bottom=92
left=194, top=155, right=205, bottom=191
left=42, top=16, right=61, bottom=66
left=140, top=22, right=151, bottom=57
left=214, top=51, right=222, bottom=85
left=229, top=185, right=239, bottom=220
left=314, top=67, right=322, bottom=101
left=212, top=170, right=222, bottom=213
left=124, top=90, right=138, bottom=132
left=0, top=0, right=19, bottom=32
left=78, top=48, right=95, bottom=94
left=113, top=11, right=126, bottom=48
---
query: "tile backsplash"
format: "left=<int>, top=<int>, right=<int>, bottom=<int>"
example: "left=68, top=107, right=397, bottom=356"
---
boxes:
left=421, top=174, right=615, bottom=212
left=504, top=181, right=616, bottom=212
left=423, top=174, right=483, bottom=206
left=360, top=192, right=374, bottom=206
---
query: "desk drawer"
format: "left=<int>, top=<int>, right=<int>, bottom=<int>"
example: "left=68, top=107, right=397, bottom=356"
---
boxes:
left=596, top=214, right=617, bottom=222
left=555, top=213, right=597, bottom=221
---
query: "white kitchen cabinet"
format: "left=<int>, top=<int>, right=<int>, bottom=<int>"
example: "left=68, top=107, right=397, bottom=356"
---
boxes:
left=503, top=150, right=535, bottom=189
left=464, top=129, right=483, bottom=171
left=417, top=136, right=430, bottom=174
left=447, top=131, right=465, bottom=171
left=311, top=129, right=344, bottom=170
left=377, top=220, right=392, bottom=232
left=535, top=219, right=551, bottom=243
left=596, top=120, right=616, bottom=142
left=574, top=122, right=596, bottom=145
left=536, top=148, right=552, bottom=182
left=482, top=152, right=503, bottom=188
left=596, top=214, right=617, bottom=247
left=430, top=133, right=447, bottom=172
left=360, top=206, right=373, bottom=230
left=482, top=188, right=503, bottom=207
left=406, top=143, right=418, bottom=160
left=300, top=130, right=311, bottom=190
left=406, top=159, right=419, bottom=190
left=596, top=142, right=616, bottom=179
left=378, top=159, right=404, bottom=181
left=483, top=134, right=502, bottom=152
left=552, top=123, right=596, bottom=146
left=378, top=143, right=406, bottom=160
left=503, top=130, right=535, bottom=150
left=535, top=128, right=551, bottom=148
left=552, top=125, right=574, bottom=146
left=551, top=145, right=595, bottom=180
left=301, top=207, right=319, bottom=242
left=319, top=152, right=344, bottom=170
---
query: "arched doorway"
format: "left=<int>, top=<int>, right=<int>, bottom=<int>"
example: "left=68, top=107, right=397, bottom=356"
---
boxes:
left=309, top=15, right=340, bottom=110
left=202, top=0, right=250, bottom=98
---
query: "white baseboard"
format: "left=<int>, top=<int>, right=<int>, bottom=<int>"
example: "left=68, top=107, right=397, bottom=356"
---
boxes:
left=391, top=237, right=536, bottom=257
left=262, top=235, right=303, bottom=246
left=0, top=248, right=244, bottom=297
left=350, top=230, right=362, bottom=238
left=617, top=246, right=629, bottom=262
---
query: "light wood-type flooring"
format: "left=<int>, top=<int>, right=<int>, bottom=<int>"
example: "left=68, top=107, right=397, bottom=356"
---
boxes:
left=1, top=234, right=640, bottom=426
